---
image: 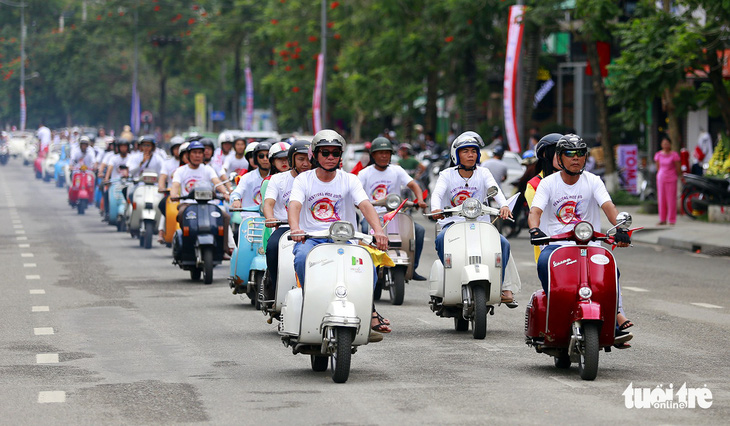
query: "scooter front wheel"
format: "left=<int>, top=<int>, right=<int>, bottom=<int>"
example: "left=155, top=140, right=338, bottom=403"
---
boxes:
left=142, top=219, right=155, bottom=249
left=471, top=286, right=487, bottom=339
left=202, top=247, right=214, bottom=285
left=77, top=199, right=87, bottom=215
left=330, top=327, right=354, bottom=383
left=389, top=267, right=406, bottom=305
left=578, top=323, right=600, bottom=380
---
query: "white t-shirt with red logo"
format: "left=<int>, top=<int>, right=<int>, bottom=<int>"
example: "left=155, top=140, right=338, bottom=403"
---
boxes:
left=172, top=164, right=218, bottom=202
left=531, top=171, right=611, bottom=248
left=222, top=154, right=250, bottom=176
left=264, top=171, right=296, bottom=221
left=358, top=164, right=412, bottom=213
left=430, top=166, right=508, bottom=227
left=231, top=169, right=265, bottom=218
left=289, top=169, right=368, bottom=233
left=107, top=154, right=131, bottom=180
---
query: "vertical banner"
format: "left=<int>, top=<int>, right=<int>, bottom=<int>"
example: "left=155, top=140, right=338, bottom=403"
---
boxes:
left=130, top=82, right=141, bottom=135
left=194, top=93, right=206, bottom=130
left=244, top=67, right=254, bottom=131
left=617, top=144, right=639, bottom=194
left=503, top=5, right=525, bottom=153
left=19, top=88, right=26, bottom=131
left=312, top=53, right=324, bottom=133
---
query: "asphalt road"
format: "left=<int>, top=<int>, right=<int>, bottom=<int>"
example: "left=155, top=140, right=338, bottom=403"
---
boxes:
left=1, top=160, right=728, bottom=425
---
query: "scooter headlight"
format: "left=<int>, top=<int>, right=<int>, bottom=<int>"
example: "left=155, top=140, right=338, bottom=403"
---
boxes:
left=193, top=188, right=213, bottom=201
left=461, top=198, right=482, bottom=219
left=334, top=286, right=347, bottom=298
left=579, top=287, right=592, bottom=299
left=329, top=222, right=354, bottom=240
left=385, top=194, right=402, bottom=211
left=574, top=222, right=594, bottom=243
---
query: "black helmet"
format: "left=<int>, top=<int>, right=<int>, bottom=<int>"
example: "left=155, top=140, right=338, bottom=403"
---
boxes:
left=200, top=138, right=215, bottom=148
left=185, top=134, right=203, bottom=143
left=369, top=137, right=393, bottom=153
left=535, top=133, right=563, bottom=160
left=252, top=141, right=271, bottom=167
left=556, top=133, right=588, bottom=176
left=287, top=139, right=311, bottom=168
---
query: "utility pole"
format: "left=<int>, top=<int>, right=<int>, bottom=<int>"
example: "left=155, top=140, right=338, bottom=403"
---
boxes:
left=20, top=0, right=26, bottom=130
left=320, top=0, right=327, bottom=129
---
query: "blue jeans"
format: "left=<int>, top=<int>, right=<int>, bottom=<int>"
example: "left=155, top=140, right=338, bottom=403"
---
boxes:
left=360, top=217, right=425, bottom=269
left=537, top=244, right=625, bottom=320
left=293, top=238, right=377, bottom=289
left=435, top=223, right=510, bottom=285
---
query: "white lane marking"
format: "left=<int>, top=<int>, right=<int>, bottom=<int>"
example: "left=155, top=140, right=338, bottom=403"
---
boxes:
left=16, top=236, right=28, bottom=241
left=13, top=224, right=23, bottom=229
left=29, top=289, right=46, bottom=295
left=34, top=327, right=54, bottom=335
left=417, top=318, right=431, bottom=324
left=26, top=275, right=41, bottom=280
left=15, top=230, right=26, bottom=234
left=622, top=286, right=649, bottom=293
left=11, top=219, right=21, bottom=224
left=36, top=354, right=59, bottom=364
left=18, top=244, right=30, bottom=248
left=24, top=263, right=37, bottom=268
left=551, top=376, right=584, bottom=389
left=32, top=306, right=50, bottom=312
left=691, top=303, right=723, bottom=309
left=38, top=391, right=66, bottom=403
left=21, top=253, right=34, bottom=257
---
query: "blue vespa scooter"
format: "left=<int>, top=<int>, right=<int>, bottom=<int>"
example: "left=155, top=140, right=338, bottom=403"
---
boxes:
left=228, top=206, right=267, bottom=308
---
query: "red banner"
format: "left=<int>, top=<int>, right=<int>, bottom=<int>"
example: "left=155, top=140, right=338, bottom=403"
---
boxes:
left=20, top=87, right=26, bottom=131
left=244, top=67, right=254, bottom=130
left=312, top=53, right=323, bottom=133
left=503, top=5, right=525, bottom=153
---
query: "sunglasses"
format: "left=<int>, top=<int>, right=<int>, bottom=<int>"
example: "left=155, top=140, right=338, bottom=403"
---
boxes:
left=257, top=153, right=268, bottom=159
left=319, top=150, right=342, bottom=158
left=563, top=150, right=587, bottom=158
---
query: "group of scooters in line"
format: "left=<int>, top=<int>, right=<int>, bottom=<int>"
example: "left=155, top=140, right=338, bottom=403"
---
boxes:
left=25, top=128, right=639, bottom=383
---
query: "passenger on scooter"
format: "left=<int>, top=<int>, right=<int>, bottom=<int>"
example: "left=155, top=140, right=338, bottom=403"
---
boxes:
left=288, top=130, right=392, bottom=334
left=527, top=134, right=634, bottom=345
left=230, top=142, right=271, bottom=219
left=212, top=133, right=235, bottom=173
left=129, top=135, right=163, bottom=177
left=157, top=136, right=185, bottom=242
left=104, top=139, right=132, bottom=184
left=170, top=141, right=233, bottom=253
left=358, top=137, right=429, bottom=281
left=430, top=131, right=516, bottom=305
left=222, top=136, right=250, bottom=176
left=71, top=136, right=97, bottom=169
left=261, top=141, right=302, bottom=298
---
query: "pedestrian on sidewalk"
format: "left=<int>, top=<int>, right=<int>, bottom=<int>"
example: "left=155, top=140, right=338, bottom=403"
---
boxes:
left=654, top=135, right=681, bottom=225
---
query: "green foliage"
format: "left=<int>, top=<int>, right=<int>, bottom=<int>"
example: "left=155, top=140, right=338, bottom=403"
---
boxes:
left=610, top=190, right=641, bottom=206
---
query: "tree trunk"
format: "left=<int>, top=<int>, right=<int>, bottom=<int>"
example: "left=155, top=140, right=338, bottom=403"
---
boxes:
left=705, top=45, right=730, bottom=135
left=159, top=73, right=167, bottom=134
left=424, top=69, right=438, bottom=140
left=662, top=85, right=681, bottom=152
left=352, top=108, right=365, bottom=143
left=585, top=39, right=614, bottom=175
left=521, top=24, right=541, bottom=151
left=463, top=48, right=477, bottom=130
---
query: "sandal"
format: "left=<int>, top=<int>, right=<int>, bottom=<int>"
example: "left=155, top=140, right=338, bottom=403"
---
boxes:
left=614, top=342, right=632, bottom=349
left=371, top=312, right=392, bottom=333
left=374, top=311, right=390, bottom=326
left=614, top=330, right=633, bottom=345
left=619, top=320, right=634, bottom=331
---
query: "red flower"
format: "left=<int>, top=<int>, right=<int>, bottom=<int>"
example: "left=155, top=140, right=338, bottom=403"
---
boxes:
left=193, top=5, right=200, bottom=10
left=294, top=47, right=302, bottom=53
left=188, top=18, right=196, bottom=25
left=183, top=89, right=190, bottom=95
left=333, top=33, right=341, bottom=40
left=444, top=36, right=454, bottom=43
left=467, top=19, right=473, bottom=25
left=333, top=64, right=339, bottom=71
left=154, top=5, right=160, bottom=12
left=292, top=87, right=300, bottom=93
left=327, top=21, right=334, bottom=29
left=308, top=35, right=318, bottom=42
left=292, top=53, right=299, bottom=59
left=285, top=65, right=291, bottom=71
left=269, top=60, right=277, bottom=66
left=96, top=15, right=102, bottom=20
left=286, top=41, right=293, bottom=48
left=331, top=1, right=340, bottom=9
left=119, top=11, right=124, bottom=16
left=299, top=64, right=305, bottom=70
left=271, top=19, right=279, bottom=25
left=279, top=50, right=289, bottom=57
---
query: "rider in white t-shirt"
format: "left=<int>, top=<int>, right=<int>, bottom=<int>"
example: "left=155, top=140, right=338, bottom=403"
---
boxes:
left=358, top=137, right=429, bottom=280
left=230, top=142, right=271, bottom=219
left=288, top=130, right=391, bottom=335
left=222, top=136, right=250, bottom=176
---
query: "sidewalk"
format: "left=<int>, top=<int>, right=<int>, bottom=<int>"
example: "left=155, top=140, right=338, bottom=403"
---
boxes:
left=605, top=205, right=730, bottom=256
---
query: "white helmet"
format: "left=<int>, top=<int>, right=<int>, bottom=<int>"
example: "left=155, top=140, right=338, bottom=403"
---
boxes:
left=310, top=129, right=345, bottom=158
left=450, top=131, right=484, bottom=166
left=218, top=132, right=234, bottom=145
left=244, top=141, right=259, bottom=158
left=268, top=141, right=291, bottom=160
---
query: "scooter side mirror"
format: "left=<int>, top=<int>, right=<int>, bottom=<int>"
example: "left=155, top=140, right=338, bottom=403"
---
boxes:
left=485, top=186, right=499, bottom=200
left=616, top=212, right=632, bottom=230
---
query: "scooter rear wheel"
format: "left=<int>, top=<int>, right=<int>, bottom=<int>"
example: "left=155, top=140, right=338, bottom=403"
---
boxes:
left=202, top=247, right=214, bottom=285
left=389, top=267, right=406, bottom=306
left=330, top=327, right=354, bottom=383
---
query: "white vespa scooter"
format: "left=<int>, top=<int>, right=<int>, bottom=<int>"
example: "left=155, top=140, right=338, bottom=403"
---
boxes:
left=425, top=187, right=506, bottom=339
left=259, top=226, right=298, bottom=322
left=127, top=171, right=163, bottom=249
left=279, top=221, right=376, bottom=383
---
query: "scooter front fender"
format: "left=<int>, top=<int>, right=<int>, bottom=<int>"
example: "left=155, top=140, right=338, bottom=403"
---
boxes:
left=460, top=264, right=491, bottom=286
left=322, top=300, right=360, bottom=331
left=250, top=254, right=267, bottom=272
left=141, top=209, right=157, bottom=221
left=574, top=301, right=602, bottom=322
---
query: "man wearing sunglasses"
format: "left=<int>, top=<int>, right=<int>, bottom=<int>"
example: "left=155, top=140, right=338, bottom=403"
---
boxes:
left=288, top=129, right=392, bottom=334
left=231, top=142, right=271, bottom=220
left=528, top=134, right=634, bottom=346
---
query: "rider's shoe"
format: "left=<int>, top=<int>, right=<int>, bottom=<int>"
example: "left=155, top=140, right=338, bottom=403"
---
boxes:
left=411, top=272, right=427, bottom=281
left=368, top=332, right=383, bottom=343
left=614, top=330, right=633, bottom=345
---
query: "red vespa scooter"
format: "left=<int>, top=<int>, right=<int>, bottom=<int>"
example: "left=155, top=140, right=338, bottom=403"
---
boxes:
left=524, top=212, right=640, bottom=380
left=68, top=165, right=96, bottom=215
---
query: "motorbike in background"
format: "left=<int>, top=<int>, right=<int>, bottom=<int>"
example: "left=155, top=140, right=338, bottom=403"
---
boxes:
left=681, top=173, right=730, bottom=218
left=68, top=165, right=95, bottom=215
left=127, top=172, right=163, bottom=249
left=371, top=194, right=415, bottom=305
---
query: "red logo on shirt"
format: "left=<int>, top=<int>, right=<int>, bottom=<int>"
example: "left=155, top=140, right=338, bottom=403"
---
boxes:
left=310, top=197, right=341, bottom=222
left=371, top=184, right=388, bottom=201
left=556, top=201, right=582, bottom=225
